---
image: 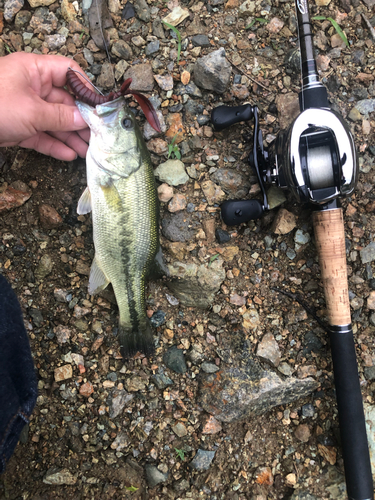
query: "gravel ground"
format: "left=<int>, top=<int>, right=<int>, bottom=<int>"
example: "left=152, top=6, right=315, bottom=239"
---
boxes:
left=1, top=0, right=375, bottom=498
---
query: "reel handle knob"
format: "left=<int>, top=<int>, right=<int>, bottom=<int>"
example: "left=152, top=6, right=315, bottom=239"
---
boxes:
left=221, top=199, right=264, bottom=226
left=211, top=104, right=254, bottom=131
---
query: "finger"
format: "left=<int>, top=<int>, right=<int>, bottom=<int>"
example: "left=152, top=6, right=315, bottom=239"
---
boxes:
left=19, top=133, right=78, bottom=161
left=45, top=86, right=77, bottom=106
left=77, top=128, right=90, bottom=143
left=49, top=130, right=89, bottom=158
left=33, top=99, right=87, bottom=132
left=34, top=54, right=85, bottom=90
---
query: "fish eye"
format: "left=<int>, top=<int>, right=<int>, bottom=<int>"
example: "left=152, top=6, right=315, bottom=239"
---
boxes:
left=121, top=118, right=133, bottom=129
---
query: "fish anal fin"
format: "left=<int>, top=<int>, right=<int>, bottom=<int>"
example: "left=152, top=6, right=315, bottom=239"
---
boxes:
left=77, top=187, right=92, bottom=215
left=88, top=257, right=110, bottom=295
left=149, top=246, right=170, bottom=280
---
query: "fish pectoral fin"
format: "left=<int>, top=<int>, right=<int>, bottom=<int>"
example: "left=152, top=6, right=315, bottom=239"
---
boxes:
left=77, top=187, right=92, bottom=215
left=88, top=258, right=110, bottom=295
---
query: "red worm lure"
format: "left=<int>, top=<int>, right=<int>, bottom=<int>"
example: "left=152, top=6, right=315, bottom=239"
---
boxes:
left=66, top=69, right=161, bottom=133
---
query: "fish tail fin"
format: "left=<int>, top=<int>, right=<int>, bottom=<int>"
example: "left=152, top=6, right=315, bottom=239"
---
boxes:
left=119, top=320, right=155, bottom=359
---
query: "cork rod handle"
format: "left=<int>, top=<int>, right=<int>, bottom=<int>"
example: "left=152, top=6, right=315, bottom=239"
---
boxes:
left=312, top=208, right=351, bottom=326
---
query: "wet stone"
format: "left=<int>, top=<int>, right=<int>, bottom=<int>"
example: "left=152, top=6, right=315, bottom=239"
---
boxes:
left=163, top=346, right=187, bottom=374
left=189, top=449, right=216, bottom=471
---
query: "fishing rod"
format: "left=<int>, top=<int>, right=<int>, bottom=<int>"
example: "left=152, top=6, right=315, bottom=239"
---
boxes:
left=211, top=0, right=374, bottom=498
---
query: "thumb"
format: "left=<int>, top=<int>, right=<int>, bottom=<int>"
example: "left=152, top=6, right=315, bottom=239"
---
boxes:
left=33, top=100, right=87, bottom=133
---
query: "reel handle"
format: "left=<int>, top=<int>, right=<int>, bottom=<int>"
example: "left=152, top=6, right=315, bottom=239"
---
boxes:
left=211, top=104, right=254, bottom=131
left=313, top=208, right=373, bottom=500
left=221, top=199, right=264, bottom=226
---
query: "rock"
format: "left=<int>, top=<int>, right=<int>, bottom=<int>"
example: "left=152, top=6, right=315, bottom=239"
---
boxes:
left=152, top=368, right=173, bottom=389
left=256, top=333, right=281, bottom=367
left=61, top=0, right=76, bottom=21
left=107, top=389, right=134, bottom=418
left=38, top=204, right=63, bottom=229
left=275, top=93, right=300, bottom=130
left=254, top=466, right=273, bottom=485
left=242, top=308, right=260, bottom=331
left=111, top=40, right=133, bottom=60
left=54, top=365, right=73, bottom=382
left=124, top=64, right=154, bottom=92
left=165, top=113, right=185, bottom=143
left=125, top=375, right=148, bottom=392
left=267, top=17, right=284, bottom=34
left=145, top=464, right=168, bottom=488
left=202, top=415, right=222, bottom=434
left=29, top=7, right=58, bottom=34
left=355, top=99, right=375, bottom=116
left=150, top=310, right=166, bottom=328
left=162, top=212, right=195, bottom=242
left=294, top=424, right=311, bottom=442
left=267, top=186, right=287, bottom=210
left=167, top=259, right=225, bottom=308
left=35, top=254, right=53, bottom=280
left=198, top=362, right=319, bottom=422
left=215, top=228, right=231, bottom=243
left=44, top=34, right=66, bottom=50
left=43, top=468, right=77, bottom=485
left=0, top=185, right=31, bottom=212
left=154, top=74, right=174, bottom=91
left=97, top=61, right=115, bottom=89
left=194, top=48, right=231, bottom=94
left=55, top=325, right=72, bottom=344
left=201, top=180, right=226, bottom=205
left=79, top=382, right=94, bottom=397
left=4, top=0, right=24, bottom=21
left=162, top=5, right=189, bottom=26
left=367, top=291, right=375, bottom=310
left=172, top=422, right=188, bottom=437
left=211, top=168, right=250, bottom=198
left=148, top=138, right=168, bottom=156
left=201, top=362, right=220, bottom=373
left=154, top=159, right=189, bottom=186
left=168, top=194, right=187, bottom=213
left=163, top=346, right=187, bottom=374
left=360, top=242, right=375, bottom=264
left=238, top=0, right=255, bottom=17
left=189, top=449, right=216, bottom=471
left=111, top=431, right=129, bottom=451
left=272, top=208, right=296, bottom=234
left=29, top=308, right=43, bottom=327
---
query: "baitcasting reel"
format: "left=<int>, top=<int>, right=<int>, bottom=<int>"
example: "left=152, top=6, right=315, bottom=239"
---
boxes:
left=211, top=93, right=358, bottom=226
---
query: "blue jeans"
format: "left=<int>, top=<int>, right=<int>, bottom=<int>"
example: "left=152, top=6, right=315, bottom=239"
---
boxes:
left=0, top=274, right=37, bottom=473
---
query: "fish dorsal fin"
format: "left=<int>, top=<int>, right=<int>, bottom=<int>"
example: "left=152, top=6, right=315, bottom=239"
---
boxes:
left=77, top=187, right=92, bottom=215
left=88, top=257, right=110, bottom=295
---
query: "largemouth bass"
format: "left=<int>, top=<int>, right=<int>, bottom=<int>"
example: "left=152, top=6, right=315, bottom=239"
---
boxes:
left=76, top=97, right=160, bottom=358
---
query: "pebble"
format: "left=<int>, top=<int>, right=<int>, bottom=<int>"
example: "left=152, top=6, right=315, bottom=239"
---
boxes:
left=150, top=310, right=166, bottom=327
left=202, top=415, right=222, bottom=434
left=215, top=228, right=231, bottom=243
left=43, top=468, right=77, bottom=485
left=272, top=208, right=296, bottom=234
left=360, top=242, right=375, bottom=264
left=55, top=325, right=72, bottom=344
left=79, top=382, right=94, bottom=397
left=294, top=424, right=311, bottom=442
left=152, top=369, right=173, bottom=389
left=0, top=185, right=31, bottom=212
left=54, top=365, right=73, bottom=382
left=35, top=254, right=54, bottom=280
left=154, top=159, right=189, bottom=186
left=189, top=449, right=216, bottom=471
left=38, top=204, right=63, bottom=229
left=367, top=291, right=375, bottom=310
left=254, top=466, right=274, bottom=486
left=163, top=346, right=187, bottom=374
left=256, top=333, right=281, bottom=367
left=168, top=193, right=187, bottom=213
left=194, top=48, right=231, bottom=94
left=144, top=464, right=168, bottom=488
left=172, top=422, right=188, bottom=437
left=201, top=362, right=220, bottom=373
left=161, top=212, right=195, bottom=242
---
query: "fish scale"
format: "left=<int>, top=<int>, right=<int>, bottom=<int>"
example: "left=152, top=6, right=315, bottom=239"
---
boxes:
left=76, top=97, right=159, bottom=358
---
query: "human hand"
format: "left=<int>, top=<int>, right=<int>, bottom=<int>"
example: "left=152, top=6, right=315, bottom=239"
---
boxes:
left=0, top=52, right=90, bottom=161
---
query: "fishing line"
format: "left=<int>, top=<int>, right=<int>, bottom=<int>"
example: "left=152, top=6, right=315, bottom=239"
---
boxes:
left=95, top=0, right=118, bottom=91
